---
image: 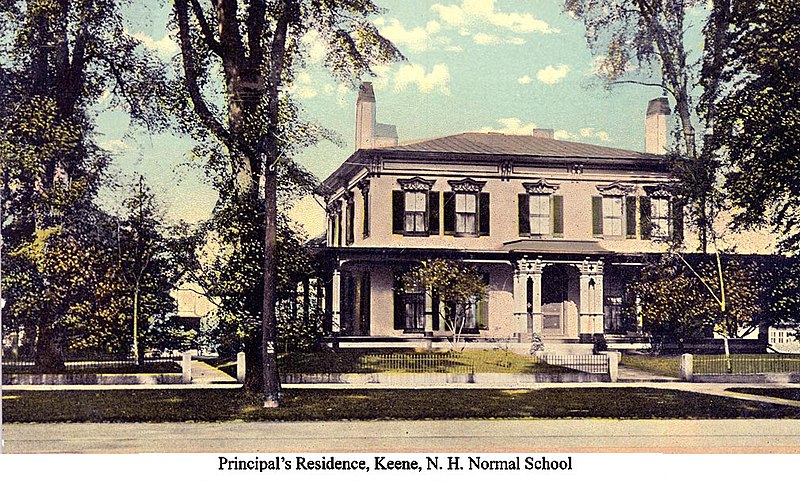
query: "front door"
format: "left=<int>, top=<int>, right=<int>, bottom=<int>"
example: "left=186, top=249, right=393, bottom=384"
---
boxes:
left=541, top=265, right=568, bottom=337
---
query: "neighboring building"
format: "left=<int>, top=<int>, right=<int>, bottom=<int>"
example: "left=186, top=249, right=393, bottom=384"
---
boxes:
left=318, top=83, right=687, bottom=351
left=768, top=327, right=800, bottom=354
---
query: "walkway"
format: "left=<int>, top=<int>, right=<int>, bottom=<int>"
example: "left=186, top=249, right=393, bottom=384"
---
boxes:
left=5, top=419, right=800, bottom=453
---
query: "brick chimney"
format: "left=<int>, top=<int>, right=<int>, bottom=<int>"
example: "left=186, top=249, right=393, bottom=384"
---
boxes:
left=645, top=97, right=671, bottom=154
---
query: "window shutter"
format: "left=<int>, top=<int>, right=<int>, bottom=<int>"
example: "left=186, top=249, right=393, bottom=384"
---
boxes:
left=592, top=196, right=603, bottom=237
left=393, top=274, right=405, bottom=330
left=392, top=190, right=404, bottom=234
left=479, top=192, right=490, bottom=236
left=671, top=198, right=684, bottom=244
left=443, top=192, right=456, bottom=235
left=639, top=196, right=652, bottom=240
left=432, top=292, right=440, bottom=331
left=518, top=193, right=530, bottom=236
left=428, top=191, right=440, bottom=235
left=552, top=195, right=564, bottom=237
left=362, top=191, right=370, bottom=238
left=625, top=196, right=637, bottom=239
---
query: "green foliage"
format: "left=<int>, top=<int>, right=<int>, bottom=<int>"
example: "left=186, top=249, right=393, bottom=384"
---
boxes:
left=629, top=255, right=769, bottom=343
left=710, top=1, right=800, bottom=251
left=403, top=259, right=487, bottom=345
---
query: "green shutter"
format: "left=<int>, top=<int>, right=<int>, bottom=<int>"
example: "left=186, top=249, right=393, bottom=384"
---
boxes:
left=479, top=192, right=490, bottom=236
left=393, top=273, right=405, bottom=330
left=392, top=190, right=404, bottom=234
left=552, top=195, right=564, bottom=237
left=671, top=198, right=684, bottom=244
left=428, top=191, right=440, bottom=235
left=432, top=292, right=440, bottom=331
left=639, top=196, right=652, bottom=240
left=518, top=193, right=530, bottom=236
left=625, top=196, right=637, bottom=239
left=443, top=192, right=456, bottom=235
left=592, top=196, right=603, bottom=237
left=362, top=191, right=370, bottom=238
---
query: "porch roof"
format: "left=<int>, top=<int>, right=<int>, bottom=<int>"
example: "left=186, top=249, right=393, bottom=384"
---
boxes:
left=502, top=239, right=610, bottom=255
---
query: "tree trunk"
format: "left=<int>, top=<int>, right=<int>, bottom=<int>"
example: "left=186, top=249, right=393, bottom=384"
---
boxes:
left=261, top=171, right=281, bottom=407
left=34, top=318, right=64, bottom=372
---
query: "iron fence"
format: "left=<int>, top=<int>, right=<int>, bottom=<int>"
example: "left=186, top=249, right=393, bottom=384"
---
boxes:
left=2, top=354, right=181, bottom=374
left=536, top=353, right=610, bottom=374
left=358, top=352, right=474, bottom=374
left=693, top=354, right=800, bottom=375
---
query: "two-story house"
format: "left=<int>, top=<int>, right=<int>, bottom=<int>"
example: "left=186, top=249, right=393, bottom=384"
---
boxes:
left=318, top=82, right=681, bottom=352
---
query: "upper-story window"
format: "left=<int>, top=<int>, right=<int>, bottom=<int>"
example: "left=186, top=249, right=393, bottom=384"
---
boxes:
left=529, top=194, right=550, bottom=236
left=392, top=177, right=438, bottom=237
left=602, top=196, right=624, bottom=237
left=404, top=191, right=428, bottom=233
left=446, top=178, right=487, bottom=237
left=642, top=185, right=682, bottom=242
left=650, top=197, right=669, bottom=238
left=345, top=192, right=355, bottom=245
left=518, top=179, right=562, bottom=238
left=593, top=182, right=634, bottom=239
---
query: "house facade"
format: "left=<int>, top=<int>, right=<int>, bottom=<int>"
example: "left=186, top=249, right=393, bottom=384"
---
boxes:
left=318, top=83, right=683, bottom=350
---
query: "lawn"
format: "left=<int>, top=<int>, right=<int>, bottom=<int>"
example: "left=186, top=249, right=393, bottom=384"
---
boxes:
left=620, top=354, right=681, bottom=378
left=4, top=387, right=800, bottom=422
left=727, top=388, right=800, bottom=401
left=217, top=350, right=573, bottom=375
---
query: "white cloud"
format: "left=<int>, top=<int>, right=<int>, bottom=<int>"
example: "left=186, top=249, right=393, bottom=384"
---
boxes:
left=432, top=0, right=558, bottom=34
left=302, top=30, right=327, bottom=63
left=479, top=117, right=538, bottom=135
left=393, top=63, right=451, bottom=95
left=374, top=17, right=446, bottom=53
left=556, top=128, right=611, bottom=142
left=288, top=72, right=318, bottom=99
left=579, top=127, right=611, bottom=141
left=472, top=32, right=525, bottom=45
left=132, top=31, right=179, bottom=58
left=536, top=64, right=570, bottom=84
left=554, top=130, right=576, bottom=141
left=100, top=139, right=131, bottom=154
left=517, top=75, right=533, bottom=85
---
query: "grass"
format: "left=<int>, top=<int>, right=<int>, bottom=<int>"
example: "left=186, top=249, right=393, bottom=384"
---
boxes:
left=727, top=388, right=800, bottom=402
left=4, top=387, right=800, bottom=422
left=619, top=354, right=681, bottom=378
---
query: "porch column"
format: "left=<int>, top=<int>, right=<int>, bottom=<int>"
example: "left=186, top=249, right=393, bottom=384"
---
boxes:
left=331, top=268, right=342, bottom=334
left=578, top=259, right=604, bottom=340
left=513, top=257, right=544, bottom=339
left=512, top=269, right=527, bottom=338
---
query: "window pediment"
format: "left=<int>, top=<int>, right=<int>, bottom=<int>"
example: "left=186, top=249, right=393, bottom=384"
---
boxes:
left=448, top=177, right=486, bottom=193
left=523, top=179, right=560, bottom=195
left=398, top=176, right=435, bottom=192
left=644, top=184, right=673, bottom=199
left=596, top=181, right=635, bottom=197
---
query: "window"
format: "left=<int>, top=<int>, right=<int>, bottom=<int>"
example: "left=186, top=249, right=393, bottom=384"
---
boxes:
left=529, top=194, right=550, bottom=236
left=404, top=191, right=428, bottom=234
left=455, top=192, right=477, bottom=235
left=603, top=196, right=624, bottom=237
left=519, top=180, right=561, bottom=238
left=650, top=197, right=669, bottom=238
left=345, top=194, right=355, bottom=245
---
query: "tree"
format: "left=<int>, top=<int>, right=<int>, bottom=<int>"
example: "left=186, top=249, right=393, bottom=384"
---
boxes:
left=708, top=1, right=800, bottom=252
left=115, top=176, right=179, bottom=364
left=565, top=0, right=736, bottom=253
left=402, top=259, right=487, bottom=350
left=171, top=0, right=402, bottom=406
left=630, top=255, right=768, bottom=350
left=0, top=0, right=168, bottom=370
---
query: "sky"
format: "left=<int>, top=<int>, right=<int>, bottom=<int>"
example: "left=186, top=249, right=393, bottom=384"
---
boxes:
left=97, top=0, right=692, bottom=237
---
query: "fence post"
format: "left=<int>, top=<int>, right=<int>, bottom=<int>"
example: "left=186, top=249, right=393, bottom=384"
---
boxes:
left=680, top=353, right=693, bottom=381
left=606, top=352, right=619, bottom=383
left=181, top=352, right=192, bottom=384
left=236, top=351, right=246, bottom=383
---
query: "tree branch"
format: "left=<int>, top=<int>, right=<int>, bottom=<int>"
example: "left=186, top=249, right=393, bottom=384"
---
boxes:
left=189, top=0, right=223, bottom=56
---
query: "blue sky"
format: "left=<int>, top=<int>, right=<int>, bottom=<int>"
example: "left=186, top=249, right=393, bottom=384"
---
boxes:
left=97, top=0, right=678, bottom=229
